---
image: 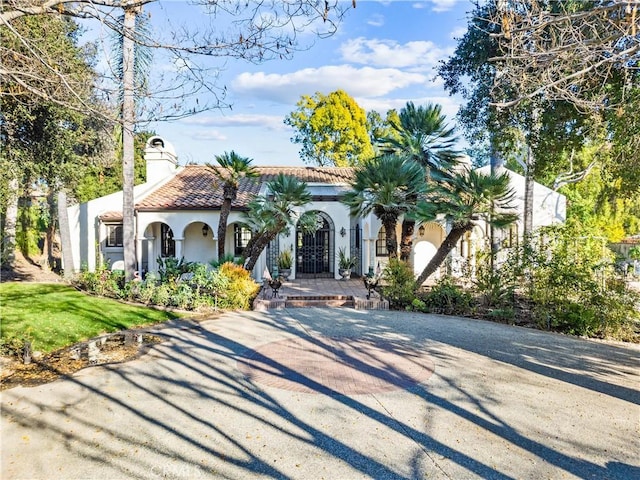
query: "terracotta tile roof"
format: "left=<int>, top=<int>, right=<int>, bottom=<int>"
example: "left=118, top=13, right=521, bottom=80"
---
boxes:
left=136, top=165, right=355, bottom=211
left=99, top=211, right=123, bottom=221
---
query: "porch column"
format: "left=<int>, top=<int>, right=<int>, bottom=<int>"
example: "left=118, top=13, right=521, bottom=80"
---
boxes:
left=369, top=239, right=376, bottom=274
left=136, top=237, right=143, bottom=278
left=97, top=223, right=105, bottom=267
left=174, top=238, right=184, bottom=259
left=146, top=237, right=155, bottom=274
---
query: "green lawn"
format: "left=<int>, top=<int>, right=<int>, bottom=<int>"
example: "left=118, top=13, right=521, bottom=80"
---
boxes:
left=0, top=283, right=180, bottom=353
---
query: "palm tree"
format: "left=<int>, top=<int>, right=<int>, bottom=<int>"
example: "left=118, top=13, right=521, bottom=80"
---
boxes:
left=207, top=151, right=257, bottom=259
left=414, top=169, right=519, bottom=286
left=379, top=101, right=461, bottom=177
left=377, top=102, right=462, bottom=261
left=242, top=174, right=311, bottom=272
left=343, top=154, right=427, bottom=258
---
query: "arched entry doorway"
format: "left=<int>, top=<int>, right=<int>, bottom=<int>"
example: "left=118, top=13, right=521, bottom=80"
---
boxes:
left=296, top=212, right=334, bottom=278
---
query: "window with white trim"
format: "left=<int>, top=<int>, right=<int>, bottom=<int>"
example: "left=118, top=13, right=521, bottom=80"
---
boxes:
left=376, top=226, right=388, bottom=256
left=106, top=225, right=123, bottom=247
left=234, top=225, right=252, bottom=256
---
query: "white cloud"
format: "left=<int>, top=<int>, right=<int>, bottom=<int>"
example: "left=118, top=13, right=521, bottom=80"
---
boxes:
left=233, top=65, right=427, bottom=104
left=187, top=130, right=228, bottom=141
left=450, top=26, right=467, bottom=39
left=181, top=114, right=286, bottom=130
left=428, top=0, right=459, bottom=12
left=367, top=13, right=385, bottom=27
left=358, top=95, right=461, bottom=121
left=339, top=37, right=452, bottom=70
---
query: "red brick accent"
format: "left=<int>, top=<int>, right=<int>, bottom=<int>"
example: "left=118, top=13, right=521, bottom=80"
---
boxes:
left=237, top=336, right=434, bottom=396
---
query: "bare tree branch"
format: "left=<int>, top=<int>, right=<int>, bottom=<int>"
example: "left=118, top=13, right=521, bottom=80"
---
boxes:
left=1, top=1, right=352, bottom=124
left=488, top=0, right=640, bottom=111
left=552, top=149, right=598, bottom=191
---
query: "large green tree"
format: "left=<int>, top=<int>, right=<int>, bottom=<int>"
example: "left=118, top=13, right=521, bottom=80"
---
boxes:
left=73, top=131, right=152, bottom=203
left=343, top=155, right=427, bottom=259
left=439, top=0, right=640, bottom=239
left=207, top=151, right=258, bottom=260
left=285, top=89, right=375, bottom=166
left=1, top=14, right=104, bottom=269
left=378, top=102, right=461, bottom=176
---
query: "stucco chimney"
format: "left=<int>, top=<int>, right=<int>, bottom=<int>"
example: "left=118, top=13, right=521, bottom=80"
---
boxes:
left=144, top=136, right=178, bottom=184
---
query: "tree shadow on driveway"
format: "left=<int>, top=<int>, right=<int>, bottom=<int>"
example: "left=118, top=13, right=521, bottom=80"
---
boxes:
left=1, top=309, right=638, bottom=479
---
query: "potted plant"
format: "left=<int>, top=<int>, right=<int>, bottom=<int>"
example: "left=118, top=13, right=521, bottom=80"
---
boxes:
left=337, top=247, right=357, bottom=280
left=277, top=248, right=293, bottom=280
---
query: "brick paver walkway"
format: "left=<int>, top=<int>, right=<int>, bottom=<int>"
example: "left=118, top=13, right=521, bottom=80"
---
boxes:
left=277, top=277, right=373, bottom=298
left=237, top=335, right=434, bottom=396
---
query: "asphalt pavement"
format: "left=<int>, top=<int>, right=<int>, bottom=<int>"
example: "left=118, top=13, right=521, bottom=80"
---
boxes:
left=1, top=308, right=639, bottom=479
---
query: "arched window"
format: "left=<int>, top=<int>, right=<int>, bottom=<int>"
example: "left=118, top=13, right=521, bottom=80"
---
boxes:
left=234, top=225, right=252, bottom=256
left=161, top=224, right=175, bottom=258
left=376, top=226, right=388, bottom=256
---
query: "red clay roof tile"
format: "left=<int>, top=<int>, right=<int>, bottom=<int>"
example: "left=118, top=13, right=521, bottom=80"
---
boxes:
left=135, top=165, right=354, bottom=211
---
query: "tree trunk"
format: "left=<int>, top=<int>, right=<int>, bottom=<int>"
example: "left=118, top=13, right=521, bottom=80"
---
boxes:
left=2, top=176, right=19, bottom=268
left=121, top=5, right=139, bottom=281
left=383, top=217, right=398, bottom=259
left=57, top=190, right=74, bottom=279
left=45, top=188, right=56, bottom=270
left=217, top=197, right=232, bottom=259
left=523, top=145, right=534, bottom=238
left=399, top=219, right=414, bottom=262
left=244, top=231, right=276, bottom=272
left=415, top=223, right=472, bottom=287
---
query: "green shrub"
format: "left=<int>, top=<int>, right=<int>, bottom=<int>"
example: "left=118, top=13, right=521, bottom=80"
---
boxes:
left=151, top=282, right=172, bottom=306
left=473, top=253, right=516, bottom=307
left=172, top=282, right=195, bottom=309
left=135, top=279, right=158, bottom=304
left=410, top=297, right=427, bottom=312
left=157, top=256, right=195, bottom=282
left=487, top=307, right=515, bottom=323
left=380, top=258, right=417, bottom=309
left=421, top=276, right=472, bottom=315
left=504, top=223, right=640, bottom=340
left=73, top=261, right=259, bottom=312
left=209, top=254, right=244, bottom=269
left=75, top=264, right=123, bottom=298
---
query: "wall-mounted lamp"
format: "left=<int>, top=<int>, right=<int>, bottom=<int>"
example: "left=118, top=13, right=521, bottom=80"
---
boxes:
left=202, top=224, right=209, bottom=237
left=418, top=225, right=425, bottom=237
left=340, top=227, right=346, bottom=237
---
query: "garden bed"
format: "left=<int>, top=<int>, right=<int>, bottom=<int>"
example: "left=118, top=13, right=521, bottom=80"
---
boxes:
left=0, top=332, right=164, bottom=390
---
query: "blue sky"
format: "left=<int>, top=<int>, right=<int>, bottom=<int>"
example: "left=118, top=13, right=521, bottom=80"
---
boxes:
left=146, top=0, right=473, bottom=166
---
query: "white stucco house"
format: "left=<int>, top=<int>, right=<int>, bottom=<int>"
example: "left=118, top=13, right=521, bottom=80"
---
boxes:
left=67, top=136, right=566, bottom=283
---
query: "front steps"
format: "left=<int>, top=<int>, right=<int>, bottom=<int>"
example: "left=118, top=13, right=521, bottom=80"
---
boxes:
left=253, top=293, right=389, bottom=311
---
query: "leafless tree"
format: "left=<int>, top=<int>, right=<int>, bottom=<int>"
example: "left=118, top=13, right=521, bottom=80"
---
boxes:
left=2, top=0, right=352, bottom=278
left=488, top=0, right=639, bottom=111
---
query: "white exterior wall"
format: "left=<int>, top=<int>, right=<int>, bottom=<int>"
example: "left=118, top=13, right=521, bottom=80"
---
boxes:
left=68, top=189, right=124, bottom=272
left=67, top=172, right=181, bottom=273
left=476, top=166, right=567, bottom=236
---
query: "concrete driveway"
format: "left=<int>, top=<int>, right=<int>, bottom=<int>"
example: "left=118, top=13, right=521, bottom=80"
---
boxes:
left=2, top=309, right=639, bottom=479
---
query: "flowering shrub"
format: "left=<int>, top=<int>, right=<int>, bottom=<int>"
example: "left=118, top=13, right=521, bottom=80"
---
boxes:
left=74, top=259, right=259, bottom=311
